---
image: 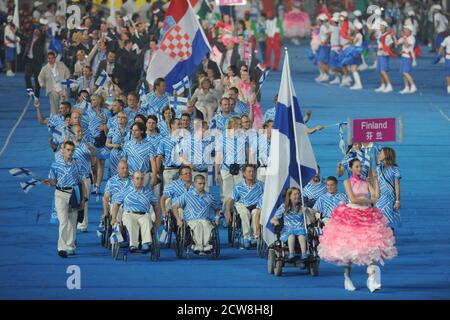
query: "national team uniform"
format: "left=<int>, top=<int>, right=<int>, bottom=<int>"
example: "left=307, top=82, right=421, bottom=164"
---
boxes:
left=376, top=164, right=402, bottom=229
left=104, top=174, right=131, bottom=222
left=273, top=204, right=307, bottom=242
left=231, top=179, right=264, bottom=242
left=107, top=126, right=129, bottom=177
left=313, top=192, right=348, bottom=222
left=112, top=184, right=159, bottom=248
left=302, top=180, right=327, bottom=207
left=86, top=107, right=111, bottom=160
left=122, top=138, right=157, bottom=186
left=176, top=189, right=220, bottom=252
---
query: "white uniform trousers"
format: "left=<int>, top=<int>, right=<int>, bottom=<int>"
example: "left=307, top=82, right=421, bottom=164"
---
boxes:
left=77, top=177, right=91, bottom=230
left=123, top=211, right=154, bottom=248
left=55, top=189, right=78, bottom=251
left=220, top=169, right=242, bottom=202
left=187, top=219, right=214, bottom=251
left=235, top=202, right=258, bottom=240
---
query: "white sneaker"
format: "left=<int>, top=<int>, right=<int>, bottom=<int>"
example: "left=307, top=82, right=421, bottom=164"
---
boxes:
left=358, top=64, right=368, bottom=71
left=409, top=85, right=417, bottom=94
left=6, top=70, right=15, bottom=77
left=367, top=265, right=381, bottom=293
left=399, top=87, right=410, bottom=94
left=329, top=77, right=340, bottom=85
left=382, top=83, right=393, bottom=93
left=315, top=74, right=324, bottom=82
left=350, top=83, right=363, bottom=90
left=447, top=86, right=450, bottom=94
left=340, top=77, right=351, bottom=87
left=319, top=74, right=330, bottom=82
left=412, top=59, right=417, bottom=67
left=375, top=84, right=386, bottom=92
left=344, top=276, right=356, bottom=291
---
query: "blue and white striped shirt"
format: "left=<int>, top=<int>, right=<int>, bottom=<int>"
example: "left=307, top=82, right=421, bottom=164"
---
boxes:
left=47, top=115, right=66, bottom=145
left=274, top=204, right=306, bottom=231
left=247, top=130, right=270, bottom=166
left=263, top=107, right=276, bottom=123
left=210, top=112, right=237, bottom=131
left=341, top=150, right=369, bottom=179
left=48, top=157, right=82, bottom=188
left=146, top=132, right=163, bottom=151
left=231, top=179, right=264, bottom=208
left=112, top=184, right=158, bottom=213
left=157, top=135, right=182, bottom=168
left=176, top=189, right=220, bottom=221
left=157, top=121, right=170, bottom=137
left=123, top=138, right=156, bottom=174
left=163, top=179, right=194, bottom=200
left=143, top=92, right=170, bottom=118
left=234, top=100, right=249, bottom=116
left=303, top=180, right=327, bottom=201
left=105, top=175, right=131, bottom=200
left=86, top=107, right=111, bottom=138
left=215, top=131, right=247, bottom=171
left=124, top=106, right=148, bottom=124
left=178, top=133, right=214, bottom=171
left=313, top=192, right=348, bottom=218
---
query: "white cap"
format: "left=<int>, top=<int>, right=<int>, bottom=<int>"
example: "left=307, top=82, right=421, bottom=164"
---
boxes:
left=431, top=4, right=442, bottom=11
left=332, top=12, right=340, bottom=21
left=354, top=20, right=363, bottom=30
left=407, top=10, right=415, bottom=17
left=318, top=14, right=328, bottom=21
left=7, top=15, right=13, bottom=23
left=380, top=20, right=388, bottom=28
left=353, top=10, right=362, bottom=17
left=403, top=24, right=414, bottom=32
left=340, top=11, right=348, bottom=18
left=375, top=8, right=382, bottom=16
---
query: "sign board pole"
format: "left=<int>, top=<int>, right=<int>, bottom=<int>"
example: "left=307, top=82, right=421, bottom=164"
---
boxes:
left=398, top=115, right=403, bottom=143
left=347, top=117, right=353, bottom=146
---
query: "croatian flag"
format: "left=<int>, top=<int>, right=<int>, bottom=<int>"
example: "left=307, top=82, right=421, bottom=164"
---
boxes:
left=261, top=50, right=318, bottom=246
left=145, top=0, right=211, bottom=93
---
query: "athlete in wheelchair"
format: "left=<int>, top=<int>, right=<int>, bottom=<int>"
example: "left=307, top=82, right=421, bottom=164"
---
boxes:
left=171, top=175, right=221, bottom=258
left=267, top=187, right=322, bottom=276
left=225, top=165, right=264, bottom=249
left=110, top=171, right=161, bottom=261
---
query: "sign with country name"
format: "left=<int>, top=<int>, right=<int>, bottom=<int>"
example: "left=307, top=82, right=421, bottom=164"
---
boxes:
left=216, top=0, right=247, bottom=6
left=352, top=117, right=397, bottom=143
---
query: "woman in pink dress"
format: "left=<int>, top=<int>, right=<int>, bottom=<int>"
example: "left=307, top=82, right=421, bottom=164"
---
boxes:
left=239, top=69, right=263, bottom=129
left=318, top=158, right=397, bottom=292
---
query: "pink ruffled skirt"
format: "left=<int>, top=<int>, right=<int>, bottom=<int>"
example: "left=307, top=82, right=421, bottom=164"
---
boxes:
left=318, top=203, right=397, bottom=266
left=284, top=11, right=311, bottom=38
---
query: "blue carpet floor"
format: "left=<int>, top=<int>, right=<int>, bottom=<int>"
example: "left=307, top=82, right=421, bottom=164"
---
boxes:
left=0, top=44, right=449, bottom=299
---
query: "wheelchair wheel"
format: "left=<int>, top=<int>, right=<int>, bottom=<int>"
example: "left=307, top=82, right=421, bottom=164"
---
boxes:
left=274, top=259, right=283, bottom=276
left=230, top=209, right=242, bottom=248
left=257, top=235, right=268, bottom=258
left=150, top=228, right=160, bottom=262
left=123, top=254, right=128, bottom=262
left=100, top=216, right=109, bottom=247
left=267, top=249, right=276, bottom=274
left=309, top=260, right=320, bottom=276
left=175, top=222, right=187, bottom=258
left=210, top=226, right=220, bottom=259
left=111, top=242, right=120, bottom=261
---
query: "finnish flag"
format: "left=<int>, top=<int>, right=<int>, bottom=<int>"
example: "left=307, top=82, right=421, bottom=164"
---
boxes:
left=95, top=70, right=110, bottom=87
left=20, top=179, right=42, bottom=194
left=26, top=88, right=35, bottom=98
left=139, top=83, right=148, bottom=103
left=61, top=79, right=78, bottom=89
left=9, top=167, right=34, bottom=177
left=172, top=76, right=190, bottom=95
left=258, top=69, right=270, bottom=87
left=110, top=224, right=124, bottom=244
left=260, top=49, right=318, bottom=246
left=339, top=122, right=347, bottom=155
left=169, top=96, right=188, bottom=113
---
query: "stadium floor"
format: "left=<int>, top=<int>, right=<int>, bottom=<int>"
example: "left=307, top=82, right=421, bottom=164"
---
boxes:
left=0, top=43, right=449, bottom=300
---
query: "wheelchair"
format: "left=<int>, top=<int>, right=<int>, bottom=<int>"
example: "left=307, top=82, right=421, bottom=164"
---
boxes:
left=175, top=219, right=220, bottom=259
left=162, top=209, right=178, bottom=249
left=267, top=209, right=323, bottom=277
left=227, top=206, right=243, bottom=248
left=111, top=221, right=160, bottom=262
left=256, top=226, right=268, bottom=258
left=100, top=213, right=113, bottom=249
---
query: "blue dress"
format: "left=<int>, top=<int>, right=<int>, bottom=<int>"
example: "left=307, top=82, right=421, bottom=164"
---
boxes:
left=274, top=204, right=307, bottom=242
left=376, top=164, right=402, bottom=229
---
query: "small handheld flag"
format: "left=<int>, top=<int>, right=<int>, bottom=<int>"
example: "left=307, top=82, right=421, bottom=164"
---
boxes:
left=61, top=79, right=78, bottom=89
left=95, top=70, right=110, bottom=87
left=9, top=167, right=34, bottom=177
left=258, top=69, right=270, bottom=87
left=169, top=96, right=188, bottom=111
left=20, top=179, right=42, bottom=194
left=26, top=88, right=36, bottom=98
left=110, top=224, right=124, bottom=244
left=172, top=76, right=190, bottom=96
left=139, top=83, right=148, bottom=103
left=338, top=122, right=347, bottom=155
